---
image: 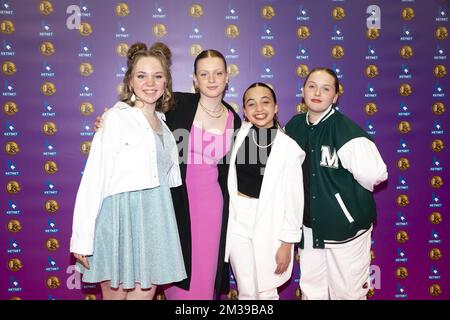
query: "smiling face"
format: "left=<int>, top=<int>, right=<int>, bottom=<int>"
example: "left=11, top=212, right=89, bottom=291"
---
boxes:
left=243, top=85, right=278, bottom=129
left=129, top=56, right=166, bottom=108
left=302, top=70, right=339, bottom=119
left=193, top=56, right=228, bottom=99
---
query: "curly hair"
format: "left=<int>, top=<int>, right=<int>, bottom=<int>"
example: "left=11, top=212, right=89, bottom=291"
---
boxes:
left=120, top=42, right=174, bottom=113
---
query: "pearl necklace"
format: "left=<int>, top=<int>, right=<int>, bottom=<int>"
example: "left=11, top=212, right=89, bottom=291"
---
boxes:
left=252, top=129, right=275, bottom=149
left=199, top=100, right=225, bottom=118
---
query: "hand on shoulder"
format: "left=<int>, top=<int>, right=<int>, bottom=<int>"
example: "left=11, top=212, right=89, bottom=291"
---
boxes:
left=94, top=107, right=109, bottom=131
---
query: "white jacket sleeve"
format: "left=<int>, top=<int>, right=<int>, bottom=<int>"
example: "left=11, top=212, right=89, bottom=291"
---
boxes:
left=70, top=110, right=120, bottom=255
left=337, top=137, right=388, bottom=192
left=278, top=142, right=305, bottom=243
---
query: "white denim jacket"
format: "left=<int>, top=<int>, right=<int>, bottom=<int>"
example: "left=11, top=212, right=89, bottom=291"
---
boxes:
left=70, top=101, right=181, bottom=255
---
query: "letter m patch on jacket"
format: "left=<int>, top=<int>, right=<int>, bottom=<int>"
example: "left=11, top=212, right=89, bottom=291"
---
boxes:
left=320, top=145, right=339, bottom=168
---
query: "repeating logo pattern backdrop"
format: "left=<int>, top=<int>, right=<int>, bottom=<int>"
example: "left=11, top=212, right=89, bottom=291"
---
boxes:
left=1, top=0, right=448, bottom=300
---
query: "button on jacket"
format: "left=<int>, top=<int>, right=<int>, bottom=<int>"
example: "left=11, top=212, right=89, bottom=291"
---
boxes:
left=70, top=101, right=182, bottom=255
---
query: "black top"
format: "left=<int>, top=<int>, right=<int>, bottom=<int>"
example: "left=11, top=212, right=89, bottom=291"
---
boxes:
left=236, top=125, right=277, bottom=198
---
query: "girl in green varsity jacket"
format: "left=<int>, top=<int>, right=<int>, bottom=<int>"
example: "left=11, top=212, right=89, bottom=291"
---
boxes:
left=285, top=68, right=388, bottom=300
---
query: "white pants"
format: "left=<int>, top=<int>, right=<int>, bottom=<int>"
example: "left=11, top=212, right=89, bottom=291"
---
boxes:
left=228, top=196, right=278, bottom=300
left=229, top=232, right=279, bottom=300
left=299, top=226, right=371, bottom=300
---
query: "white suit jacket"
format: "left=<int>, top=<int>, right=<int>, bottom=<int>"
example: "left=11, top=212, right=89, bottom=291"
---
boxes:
left=224, top=121, right=305, bottom=291
left=70, top=102, right=181, bottom=255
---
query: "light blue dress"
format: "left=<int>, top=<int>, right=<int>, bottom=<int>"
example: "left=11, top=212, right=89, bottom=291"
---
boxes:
left=77, top=124, right=186, bottom=289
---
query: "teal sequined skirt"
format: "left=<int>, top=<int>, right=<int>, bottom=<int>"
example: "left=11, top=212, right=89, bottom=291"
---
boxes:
left=76, top=188, right=187, bottom=289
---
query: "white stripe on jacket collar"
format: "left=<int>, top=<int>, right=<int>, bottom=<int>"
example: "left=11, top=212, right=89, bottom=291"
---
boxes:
left=306, top=104, right=335, bottom=126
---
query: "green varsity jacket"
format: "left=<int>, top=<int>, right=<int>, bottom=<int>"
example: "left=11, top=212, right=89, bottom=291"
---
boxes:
left=285, top=106, right=387, bottom=248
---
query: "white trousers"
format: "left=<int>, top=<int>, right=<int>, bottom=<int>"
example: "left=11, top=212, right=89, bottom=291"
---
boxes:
left=228, top=196, right=278, bottom=300
left=229, top=232, right=279, bottom=300
left=299, top=226, right=371, bottom=300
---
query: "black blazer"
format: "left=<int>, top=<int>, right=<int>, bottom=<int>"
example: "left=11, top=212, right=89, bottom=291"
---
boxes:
left=165, top=92, right=242, bottom=298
